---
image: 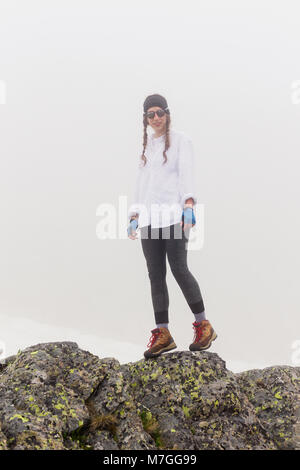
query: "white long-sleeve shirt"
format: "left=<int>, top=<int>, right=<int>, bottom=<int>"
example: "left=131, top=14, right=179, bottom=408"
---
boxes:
left=128, top=127, right=198, bottom=229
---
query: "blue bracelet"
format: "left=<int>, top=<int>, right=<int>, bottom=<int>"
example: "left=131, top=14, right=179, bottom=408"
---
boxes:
left=127, top=218, right=138, bottom=236
left=182, top=207, right=196, bottom=225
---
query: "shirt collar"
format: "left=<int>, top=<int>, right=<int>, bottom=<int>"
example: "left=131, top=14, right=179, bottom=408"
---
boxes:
left=151, top=133, right=165, bottom=143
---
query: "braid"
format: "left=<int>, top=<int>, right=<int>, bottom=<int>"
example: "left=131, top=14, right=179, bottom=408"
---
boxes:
left=141, top=115, right=148, bottom=167
left=162, top=114, right=171, bottom=164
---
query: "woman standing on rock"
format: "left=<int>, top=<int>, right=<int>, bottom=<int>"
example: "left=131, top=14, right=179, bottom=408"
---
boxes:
left=127, top=94, right=217, bottom=359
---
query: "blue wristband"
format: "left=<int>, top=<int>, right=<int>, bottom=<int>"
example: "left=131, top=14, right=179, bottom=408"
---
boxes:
left=127, top=218, right=138, bottom=236
left=182, top=207, right=196, bottom=225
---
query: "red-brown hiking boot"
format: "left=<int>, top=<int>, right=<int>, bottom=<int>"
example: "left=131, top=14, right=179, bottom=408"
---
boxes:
left=144, top=327, right=177, bottom=359
left=189, top=320, right=217, bottom=351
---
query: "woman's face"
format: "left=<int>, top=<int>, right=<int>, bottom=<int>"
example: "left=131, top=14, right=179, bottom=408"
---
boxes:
left=146, top=106, right=167, bottom=134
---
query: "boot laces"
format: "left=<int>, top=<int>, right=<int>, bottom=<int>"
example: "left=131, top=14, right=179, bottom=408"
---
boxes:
left=147, top=329, right=160, bottom=348
left=193, top=323, right=205, bottom=342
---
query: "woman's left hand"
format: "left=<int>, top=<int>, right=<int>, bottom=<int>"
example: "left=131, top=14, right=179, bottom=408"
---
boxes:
left=180, top=207, right=196, bottom=231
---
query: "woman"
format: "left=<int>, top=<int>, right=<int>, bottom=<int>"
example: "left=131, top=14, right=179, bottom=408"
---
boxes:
left=127, top=94, right=217, bottom=359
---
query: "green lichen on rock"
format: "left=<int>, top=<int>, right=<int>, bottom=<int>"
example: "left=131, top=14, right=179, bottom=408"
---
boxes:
left=236, top=366, right=300, bottom=449
left=0, top=342, right=299, bottom=450
left=139, top=409, right=165, bottom=448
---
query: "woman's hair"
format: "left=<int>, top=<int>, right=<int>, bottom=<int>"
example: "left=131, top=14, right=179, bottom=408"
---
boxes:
left=140, top=112, right=171, bottom=166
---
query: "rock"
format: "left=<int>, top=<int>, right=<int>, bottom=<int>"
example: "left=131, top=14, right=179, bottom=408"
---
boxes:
left=0, top=342, right=299, bottom=450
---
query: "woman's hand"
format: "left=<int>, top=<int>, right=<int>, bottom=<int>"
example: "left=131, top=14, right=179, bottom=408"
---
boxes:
left=127, top=218, right=139, bottom=240
left=180, top=207, right=196, bottom=232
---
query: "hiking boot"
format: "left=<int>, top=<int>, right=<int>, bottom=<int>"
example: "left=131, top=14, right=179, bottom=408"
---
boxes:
left=189, top=320, right=217, bottom=351
left=144, top=327, right=177, bottom=359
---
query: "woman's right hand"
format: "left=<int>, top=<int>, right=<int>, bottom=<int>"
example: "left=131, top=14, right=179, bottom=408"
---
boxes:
left=127, top=218, right=139, bottom=240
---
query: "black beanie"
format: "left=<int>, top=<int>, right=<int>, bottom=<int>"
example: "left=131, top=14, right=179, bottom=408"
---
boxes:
left=143, top=94, right=170, bottom=114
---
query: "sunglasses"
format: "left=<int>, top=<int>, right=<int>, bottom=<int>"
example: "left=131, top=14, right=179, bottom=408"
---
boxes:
left=146, top=109, right=167, bottom=119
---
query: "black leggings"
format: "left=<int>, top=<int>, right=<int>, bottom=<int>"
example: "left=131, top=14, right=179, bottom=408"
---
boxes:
left=140, top=222, right=205, bottom=324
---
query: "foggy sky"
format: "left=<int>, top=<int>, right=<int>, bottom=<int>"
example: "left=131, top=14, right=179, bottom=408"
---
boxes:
left=0, top=0, right=299, bottom=370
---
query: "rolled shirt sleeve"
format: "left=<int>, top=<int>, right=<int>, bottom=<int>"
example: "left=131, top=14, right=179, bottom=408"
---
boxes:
left=178, top=135, right=198, bottom=207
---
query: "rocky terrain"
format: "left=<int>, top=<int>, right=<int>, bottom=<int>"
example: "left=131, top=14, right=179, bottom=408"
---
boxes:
left=0, top=341, right=299, bottom=450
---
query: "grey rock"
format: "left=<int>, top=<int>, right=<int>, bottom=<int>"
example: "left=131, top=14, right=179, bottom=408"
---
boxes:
left=0, top=342, right=299, bottom=450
